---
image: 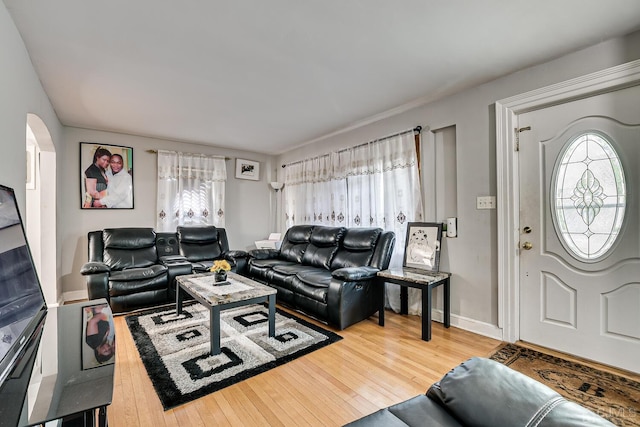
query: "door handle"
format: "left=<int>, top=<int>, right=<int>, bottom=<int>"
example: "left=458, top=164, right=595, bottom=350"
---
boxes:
left=522, top=242, right=533, bottom=250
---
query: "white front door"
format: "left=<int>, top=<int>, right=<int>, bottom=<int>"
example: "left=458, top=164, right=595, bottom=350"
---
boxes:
left=518, top=84, right=640, bottom=374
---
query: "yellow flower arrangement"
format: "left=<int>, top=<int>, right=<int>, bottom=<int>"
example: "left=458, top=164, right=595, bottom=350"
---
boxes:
left=210, top=259, right=231, bottom=273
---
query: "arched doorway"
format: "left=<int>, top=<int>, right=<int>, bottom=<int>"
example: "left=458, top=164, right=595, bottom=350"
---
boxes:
left=25, top=113, right=57, bottom=306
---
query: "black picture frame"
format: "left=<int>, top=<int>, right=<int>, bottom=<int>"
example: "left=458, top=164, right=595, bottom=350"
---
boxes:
left=81, top=303, right=116, bottom=370
left=403, top=222, right=443, bottom=272
left=80, top=142, right=134, bottom=209
left=235, top=158, right=260, bottom=181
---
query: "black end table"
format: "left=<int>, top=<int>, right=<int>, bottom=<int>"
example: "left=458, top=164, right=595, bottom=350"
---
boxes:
left=377, top=268, right=451, bottom=341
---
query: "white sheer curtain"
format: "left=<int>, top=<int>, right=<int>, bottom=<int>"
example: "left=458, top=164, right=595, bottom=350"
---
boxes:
left=283, top=153, right=348, bottom=228
left=283, top=130, right=424, bottom=314
left=156, top=150, right=227, bottom=232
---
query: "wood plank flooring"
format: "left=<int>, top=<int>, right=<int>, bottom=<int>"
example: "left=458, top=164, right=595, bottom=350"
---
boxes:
left=109, top=306, right=502, bottom=426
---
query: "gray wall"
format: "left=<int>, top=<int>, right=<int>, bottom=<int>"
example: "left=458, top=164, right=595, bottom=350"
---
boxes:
left=0, top=5, right=62, bottom=207
left=0, top=4, right=63, bottom=297
left=59, top=127, right=276, bottom=298
left=277, top=32, right=640, bottom=335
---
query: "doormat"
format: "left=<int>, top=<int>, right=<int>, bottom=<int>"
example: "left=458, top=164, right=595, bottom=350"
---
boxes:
left=126, top=303, right=342, bottom=410
left=490, top=343, right=639, bottom=426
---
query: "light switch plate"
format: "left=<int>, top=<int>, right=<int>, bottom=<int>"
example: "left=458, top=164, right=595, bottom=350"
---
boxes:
left=477, top=196, right=496, bottom=209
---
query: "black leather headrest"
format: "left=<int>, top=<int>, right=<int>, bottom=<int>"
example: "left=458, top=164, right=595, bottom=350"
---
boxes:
left=309, top=227, right=346, bottom=247
left=286, top=225, right=314, bottom=244
left=342, top=228, right=381, bottom=251
left=178, top=226, right=219, bottom=243
left=103, top=228, right=156, bottom=249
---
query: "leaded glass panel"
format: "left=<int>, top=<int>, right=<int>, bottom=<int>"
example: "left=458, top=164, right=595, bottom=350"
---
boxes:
left=553, top=133, right=625, bottom=260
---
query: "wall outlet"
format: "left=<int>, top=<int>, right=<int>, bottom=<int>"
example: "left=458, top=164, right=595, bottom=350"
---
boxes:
left=477, top=196, right=496, bottom=209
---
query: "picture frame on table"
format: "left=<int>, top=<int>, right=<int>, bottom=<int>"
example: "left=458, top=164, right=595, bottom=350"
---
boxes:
left=403, top=222, right=443, bottom=272
left=235, top=158, right=260, bottom=181
left=81, top=303, right=116, bottom=370
left=80, top=142, right=134, bottom=209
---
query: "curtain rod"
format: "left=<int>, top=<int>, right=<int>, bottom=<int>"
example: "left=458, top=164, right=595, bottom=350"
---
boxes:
left=281, top=126, right=423, bottom=168
left=146, top=149, right=230, bottom=161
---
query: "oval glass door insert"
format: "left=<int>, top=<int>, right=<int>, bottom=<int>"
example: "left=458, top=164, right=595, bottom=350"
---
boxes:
left=553, top=132, right=626, bottom=261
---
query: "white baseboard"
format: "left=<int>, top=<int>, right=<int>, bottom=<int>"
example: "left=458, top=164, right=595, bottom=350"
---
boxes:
left=431, top=309, right=503, bottom=341
left=62, top=290, right=89, bottom=304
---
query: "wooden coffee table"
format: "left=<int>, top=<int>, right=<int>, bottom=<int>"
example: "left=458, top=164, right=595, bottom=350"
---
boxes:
left=176, top=271, right=277, bottom=355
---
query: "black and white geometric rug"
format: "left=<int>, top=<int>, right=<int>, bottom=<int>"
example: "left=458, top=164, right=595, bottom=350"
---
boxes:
left=126, top=303, right=342, bottom=409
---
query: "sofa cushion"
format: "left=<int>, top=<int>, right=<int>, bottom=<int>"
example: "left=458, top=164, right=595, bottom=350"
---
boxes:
left=279, top=225, right=313, bottom=263
left=108, top=264, right=167, bottom=282
left=103, top=228, right=156, bottom=249
left=272, top=264, right=320, bottom=276
left=295, top=270, right=333, bottom=288
left=331, top=228, right=381, bottom=269
left=178, top=226, right=224, bottom=262
left=301, top=226, right=346, bottom=269
left=291, top=270, right=333, bottom=304
left=109, top=265, right=168, bottom=297
left=102, top=228, right=158, bottom=270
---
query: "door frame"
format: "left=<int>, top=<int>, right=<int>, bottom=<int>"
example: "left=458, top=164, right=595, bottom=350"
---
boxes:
left=495, top=59, right=640, bottom=343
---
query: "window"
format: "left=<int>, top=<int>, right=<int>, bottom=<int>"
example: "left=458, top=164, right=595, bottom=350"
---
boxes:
left=553, top=132, right=626, bottom=260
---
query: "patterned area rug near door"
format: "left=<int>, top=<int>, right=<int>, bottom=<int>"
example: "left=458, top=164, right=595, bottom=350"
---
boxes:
left=126, top=303, right=342, bottom=410
left=490, top=343, right=640, bottom=426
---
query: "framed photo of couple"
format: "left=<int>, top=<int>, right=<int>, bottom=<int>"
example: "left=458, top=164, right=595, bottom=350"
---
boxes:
left=80, top=142, right=134, bottom=209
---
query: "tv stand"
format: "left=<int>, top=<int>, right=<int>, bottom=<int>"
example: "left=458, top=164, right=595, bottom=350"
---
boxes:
left=18, top=300, right=114, bottom=427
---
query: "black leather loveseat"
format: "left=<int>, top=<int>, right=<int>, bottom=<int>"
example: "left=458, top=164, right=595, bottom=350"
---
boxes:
left=81, top=226, right=245, bottom=313
left=345, top=357, right=614, bottom=426
left=243, top=225, right=395, bottom=330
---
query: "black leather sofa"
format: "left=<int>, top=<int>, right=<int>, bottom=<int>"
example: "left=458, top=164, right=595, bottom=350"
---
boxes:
left=243, top=225, right=395, bottom=330
left=345, top=357, right=614, bottom=426
left=81, top=226, right=245, bottom=313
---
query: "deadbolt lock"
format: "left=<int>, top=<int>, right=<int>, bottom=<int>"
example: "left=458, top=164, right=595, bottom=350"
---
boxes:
left=523, top=226, right=532, bottom=234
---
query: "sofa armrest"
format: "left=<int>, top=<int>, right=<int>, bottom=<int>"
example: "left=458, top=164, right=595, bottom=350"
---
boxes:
left=80, top=261, right=110, bottom=275
left=248, top=248, right=280, bottom=259
left=332, top=266, right=379, bottom=281
left=160, top=255, right=188, bottom=264
left=226, top=250, right=248, bottom=259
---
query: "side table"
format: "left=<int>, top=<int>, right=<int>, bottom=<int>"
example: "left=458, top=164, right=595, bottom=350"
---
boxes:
left=376, top=268, right=451, bottom=341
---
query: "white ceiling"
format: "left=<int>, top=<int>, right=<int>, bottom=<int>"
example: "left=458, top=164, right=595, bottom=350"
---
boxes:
left=5, top=1, right=640, bottom=154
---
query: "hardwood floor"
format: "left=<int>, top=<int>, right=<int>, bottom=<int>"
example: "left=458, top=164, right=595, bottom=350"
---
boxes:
left=108, top=307, right=502, bottom=426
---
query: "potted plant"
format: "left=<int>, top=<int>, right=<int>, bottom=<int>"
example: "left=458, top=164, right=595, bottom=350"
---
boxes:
left=210, top=259, right=231, bottom=283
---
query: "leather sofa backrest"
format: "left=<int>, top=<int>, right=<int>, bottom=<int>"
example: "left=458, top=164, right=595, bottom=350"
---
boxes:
left=102, top=228, right=158, bottom=270
left=330, top=228, right=382, bottom=270
left=426, top=357, right=613, bottom=427
left=301, top=226, right=346, bottom=269
left=177, top=226, right=229, bottom=262
left=88, top=230, right=105, bottom=263
left=369, top=231, right=396, bottom=270
left=279, top=225, right=314, bottom=263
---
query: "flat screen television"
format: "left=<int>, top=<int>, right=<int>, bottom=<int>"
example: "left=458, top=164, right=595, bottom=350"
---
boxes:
left=0, top=184, right=47, bottom=390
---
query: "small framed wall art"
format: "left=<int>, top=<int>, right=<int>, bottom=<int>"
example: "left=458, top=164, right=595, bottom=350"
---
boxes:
left=80, top=142, right=134, bottom=209
left=403, top=222, right=443, bottom=272
left=235, top=158, right=260, bottom=181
